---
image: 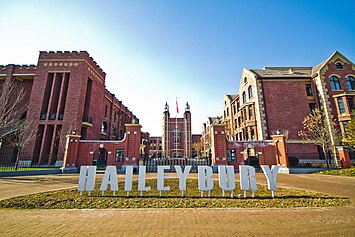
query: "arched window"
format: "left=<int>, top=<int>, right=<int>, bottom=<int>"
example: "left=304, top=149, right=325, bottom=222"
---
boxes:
left=244, top=77, right=248, bottom=84
left=336, top=62, right=343, bottom=69
left=101, top=121, right=108, bottom=133
left=242, top=91, right=246, bottom=103
left=346, top=76, right=355, bottom=90
left=248, top=85, right=253, bottom=99
left=330, top=76, right=341, bottom=90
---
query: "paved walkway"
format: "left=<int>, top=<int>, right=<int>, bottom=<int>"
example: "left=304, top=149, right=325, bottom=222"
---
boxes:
left=0, top=173, right=354, bottom=236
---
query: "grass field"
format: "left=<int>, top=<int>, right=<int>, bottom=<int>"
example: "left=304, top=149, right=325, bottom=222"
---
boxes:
left=0, top=178, right=350, bottom=209
left=0, top=167, right=58, bottom=172
left=317, top=167, right=355, bottom=177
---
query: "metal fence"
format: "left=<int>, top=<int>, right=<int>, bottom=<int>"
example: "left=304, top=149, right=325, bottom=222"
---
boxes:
left=144, top=157, right=210, bottom=172
left=0, top=151, right=63, bottom=172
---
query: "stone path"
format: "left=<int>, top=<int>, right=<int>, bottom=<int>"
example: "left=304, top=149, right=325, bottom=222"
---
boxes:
left=0, top=173, right=354, bottom=236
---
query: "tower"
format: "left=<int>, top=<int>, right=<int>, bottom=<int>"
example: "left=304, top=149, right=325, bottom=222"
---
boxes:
left=161, top=101, right=192, bottom=158
left=184, top=102, right=192, bottom=157
left=162, top=102, right=170, bottom=157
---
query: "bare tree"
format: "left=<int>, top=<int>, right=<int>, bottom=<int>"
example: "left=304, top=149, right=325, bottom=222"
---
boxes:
left=192, top=140, right=204, bottom=158
left=343, top=116, right=355, bottom=149
left=54, top=119, right=78, bottom=156
left=5, top=120, right=37, bottom=170
left=298, top=109, right=336, bottom=168
left=0, top=79, right=27, bottom=139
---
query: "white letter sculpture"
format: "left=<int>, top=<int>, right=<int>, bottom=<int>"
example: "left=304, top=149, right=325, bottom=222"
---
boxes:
left=239, top=165, right=257, bottom=198
left=138, top=166, right=150, bottom=197
left=124, top=166, right=134, bottom=196
left=157, top=166, right=170, bottom=196
left=78, top=166, right=97, bottom=196
left=100, top=166, right=118, bottom=196
left=261, top=165, right=280, bottom=198
left=175, top=165, right=192, bottom=197
left=218, top=165, right=236, bottom=197
left=198, top=166, right=213, bottom=197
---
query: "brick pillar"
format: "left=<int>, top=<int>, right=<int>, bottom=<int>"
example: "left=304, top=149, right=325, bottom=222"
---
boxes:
left=61, top=134, right=81, bottom=171
left=211, top=124, right=228, bottom=170
left=271, top=134, right=289, bottom=173
left=124, top=124, right=142, bottom=166
left=337, top=146, right=351, bottom=168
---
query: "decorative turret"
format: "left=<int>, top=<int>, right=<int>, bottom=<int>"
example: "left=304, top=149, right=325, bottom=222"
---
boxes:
left=185, top=102, right=190, bottom=112
left=164, top=102, right=169, bottom=113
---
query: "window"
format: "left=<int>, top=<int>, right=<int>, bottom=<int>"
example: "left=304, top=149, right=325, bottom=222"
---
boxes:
left=242, top=91, right=246, bottom=103
left=101, top=121, right=108, bottom=133
left=244, top=128, right=249, bottom=140
left=248, top=85, right=253, bottom=99
left=342, top=121, right=349, bottom=133
left=115, top=149, right=125, bottom=162
left=330, top=76, right=341, bottom=90
left=346, top=76, right=355, bottom=90
left=173, top=132, right=180, bottom=137
left=306, top=84, right=313, bottom=96
left=309, top=103, right=316, bottom=112
left=227, top=149, right=236, bottom=162
left=249, top=106, right=253, bottom=120
left=104, top=105, right=108, bottom=117
left=337, top=98, right=345, bottom=114
left=336, top=62, right=343, bottom=69
left=347, top=97, right=354, bottom=112
left=250, top=126, right=255, bottom=140
left=226, top=108, right=229, bottom=117
left=244, top=77, right=247, bottom=84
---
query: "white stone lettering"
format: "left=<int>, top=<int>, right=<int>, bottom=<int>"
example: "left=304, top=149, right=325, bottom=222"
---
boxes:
left=138, top=166, right=150, bottom=196
left=124, top=166, right=134, bottom=196
left=198, top=166, right=213, bottom=197
left=78, top=166, right=97, bottom=196
left=218, top=165, right=236, bottom=197
left=239, top=165, right=257, bottom=197
left=157, top=166, right=170, bottom=196
left=100, top=166, right=118, bottom=196
left=261, top=165, right=280, bottom=197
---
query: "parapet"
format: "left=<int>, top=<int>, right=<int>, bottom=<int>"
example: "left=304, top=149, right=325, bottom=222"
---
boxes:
left=39, top=50, right=106, bottom=78
left=0, top=64, right=37, bottom=73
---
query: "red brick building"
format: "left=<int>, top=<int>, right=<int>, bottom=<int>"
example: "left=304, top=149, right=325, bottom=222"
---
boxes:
left=0, top=51, right=138, bottom=166
left=149, top=136, right=162, bottom=158
left=162, top=102, right=192, bottom=158
left=222, top=51, right=355, bottom=162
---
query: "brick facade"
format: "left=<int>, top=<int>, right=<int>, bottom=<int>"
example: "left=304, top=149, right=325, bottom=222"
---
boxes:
left=0, top=51, right=139, bottom=165
left=221, top=51, right=355, bottom=162
left=162, top=102, right=192, bottom=158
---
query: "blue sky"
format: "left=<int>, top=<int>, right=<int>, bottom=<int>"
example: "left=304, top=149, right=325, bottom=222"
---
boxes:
left=0, top=0, right=354, bottom=135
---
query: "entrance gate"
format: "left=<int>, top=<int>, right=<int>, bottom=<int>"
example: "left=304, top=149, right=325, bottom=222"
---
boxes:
left=144, top=158, right=210, bottom=172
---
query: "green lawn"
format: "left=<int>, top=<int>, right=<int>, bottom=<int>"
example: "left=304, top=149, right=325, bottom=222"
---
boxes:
left=317, top=167, right=355, bottom=177
left=0, top=178, right=350, bottom=209
left=0, top=166, right=58, bottom=172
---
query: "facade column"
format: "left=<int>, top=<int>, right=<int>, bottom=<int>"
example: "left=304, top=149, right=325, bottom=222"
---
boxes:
left=271, top=134, right=289, bottom=173
left=61, top=134, right=81, bottom=172
left=210, top=124, right=228, bottom=172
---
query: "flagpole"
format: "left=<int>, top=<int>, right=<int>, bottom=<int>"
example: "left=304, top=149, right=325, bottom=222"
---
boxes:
left=176, top=98, right=178, bottom=158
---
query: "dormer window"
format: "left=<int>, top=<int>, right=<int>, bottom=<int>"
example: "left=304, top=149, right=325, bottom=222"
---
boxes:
left=336, top=62, right=343, bottom=69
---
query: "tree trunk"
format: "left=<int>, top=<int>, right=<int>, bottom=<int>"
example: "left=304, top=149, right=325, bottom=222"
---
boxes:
left=322, top=145, right=329, bottom=169
left=14, top=148, right=21, bottom=171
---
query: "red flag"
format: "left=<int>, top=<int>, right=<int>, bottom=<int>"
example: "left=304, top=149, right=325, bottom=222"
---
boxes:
left=176, top=98, right=179, bottom=114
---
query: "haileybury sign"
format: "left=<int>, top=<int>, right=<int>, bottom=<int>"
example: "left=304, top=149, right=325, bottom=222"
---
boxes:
left=78, top=165, right=280, bottom=198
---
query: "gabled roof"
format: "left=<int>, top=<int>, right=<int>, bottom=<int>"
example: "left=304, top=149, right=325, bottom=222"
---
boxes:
left=311, top=51, right=354, bottom=76
left=250, top=67, right=312, bottom=78
left=224, top=93, right=237, bottom=101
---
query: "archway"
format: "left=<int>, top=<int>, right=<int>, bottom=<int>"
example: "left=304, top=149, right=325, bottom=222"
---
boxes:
left=244, top=147, right=259, bottom=168
left=93, top=148, right=108, bottom=169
